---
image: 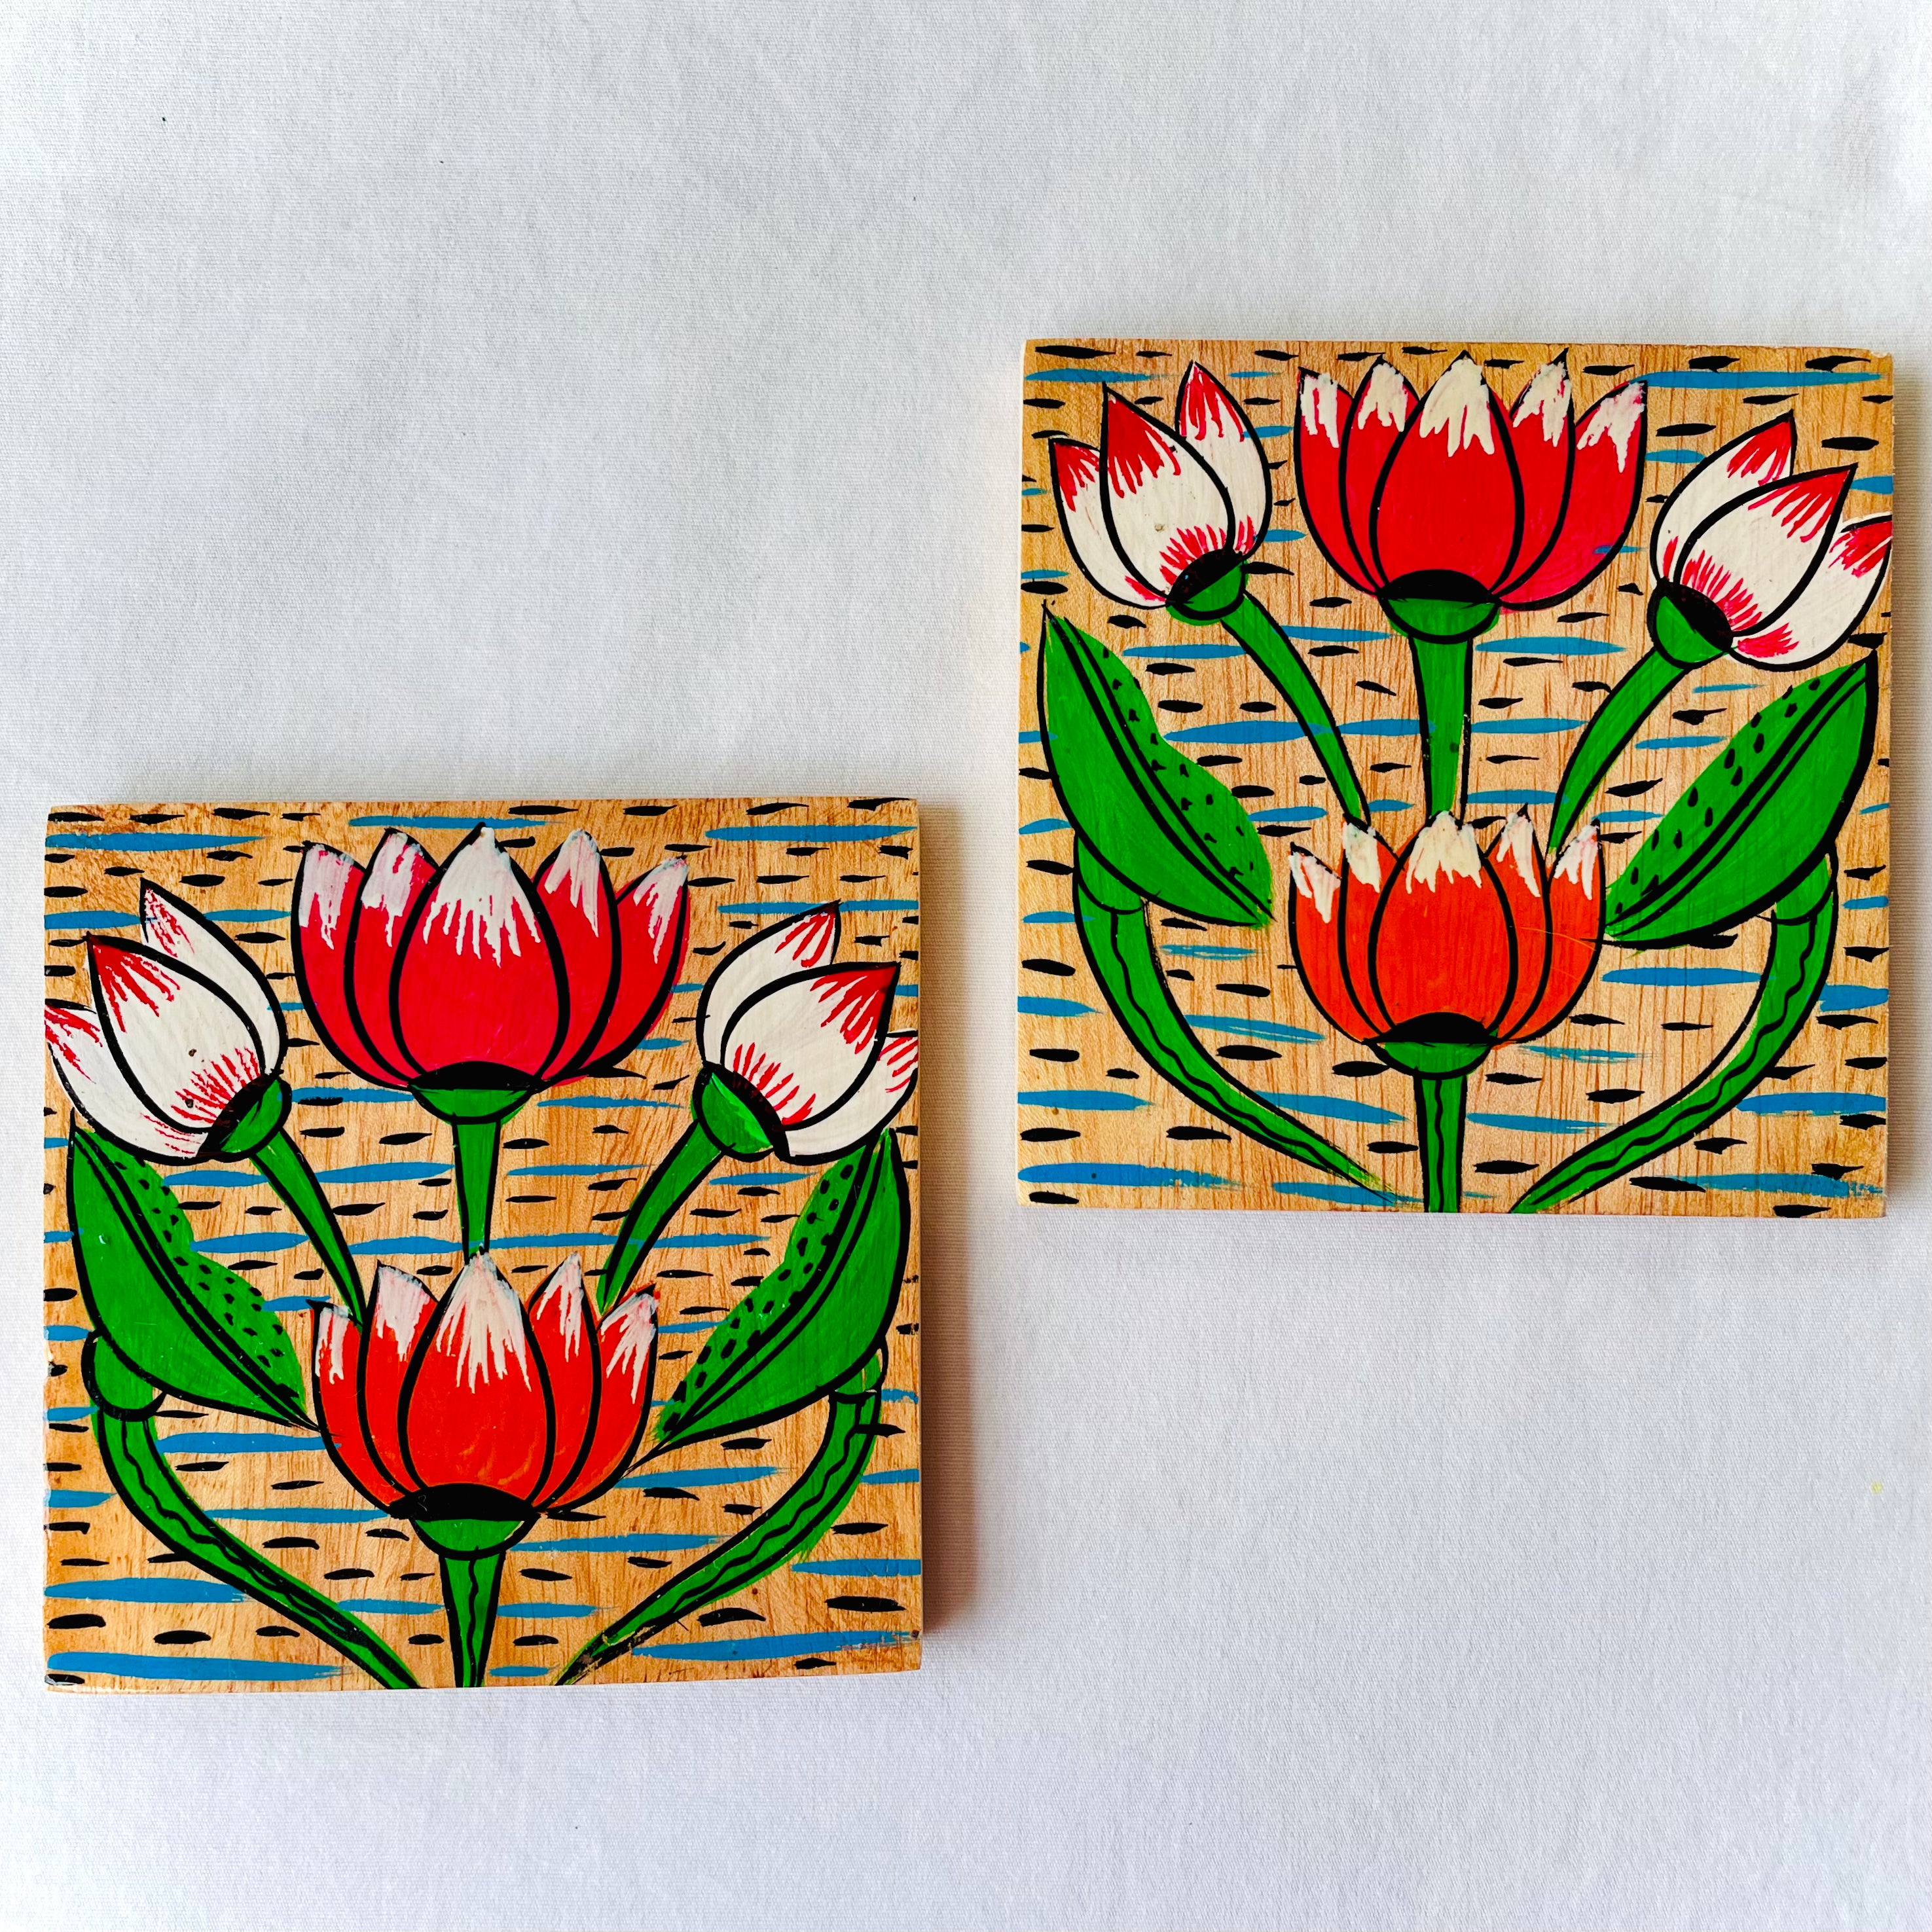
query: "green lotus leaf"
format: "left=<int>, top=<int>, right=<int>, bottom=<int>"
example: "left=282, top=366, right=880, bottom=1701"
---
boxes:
left=1604, top=656, right=1876, bottom=948
left=1038, top=610, right=1273, bottom=926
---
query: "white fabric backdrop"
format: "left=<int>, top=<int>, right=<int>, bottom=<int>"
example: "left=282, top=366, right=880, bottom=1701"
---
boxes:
left=2, top=5, right=1925, bottom=1927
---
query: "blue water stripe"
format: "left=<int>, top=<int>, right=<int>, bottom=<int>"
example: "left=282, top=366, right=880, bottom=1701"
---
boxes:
left=46, top=1578, right=244, bottom=1604
left=1019, top=1162, right=1233, bottom=1189
left=630, top=1630, right=915, bottom=1662
left=617, top=1465, right=780, bottom=1489
left=705, top=824, right=914, bottom=842
left=1736, top=1092, right=1884, bottom=1116
left=1017, top=996, right=1094, bottom=1017
left=792, top=1558, right=923, bottom=1577
left=519, top=1533, right=720, bottom=1553
left=46, top=832, right=264, bottom=851
left=48, top=1652, right=341, bottom=1682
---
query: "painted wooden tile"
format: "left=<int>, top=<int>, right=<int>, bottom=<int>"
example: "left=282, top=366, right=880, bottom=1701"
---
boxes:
left=44, top=799, right=920, bottom=1688
left=1018, top=341, right=1890, bottom=1215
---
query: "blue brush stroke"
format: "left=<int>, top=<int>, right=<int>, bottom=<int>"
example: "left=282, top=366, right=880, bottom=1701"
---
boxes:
left=192, top=1233, right=306, bottom=1254
left=1260, top=1091, right=1402, bottom=1124
left=162, top=1168, right=261, bottom=1190
left=46, top=1578, right=244, bottom=1605
left=1275, top=623, right=1387, bottom=642
left=1018, top=1089, right=1149, bottom=1111
left=1369, top=800, right=1414, bottom=814
left=617, top=1466, right=780, bottom=1489
left=1603, top=966, right=1759, bottom=988
left=1476, top=636, right=1622, bottom=657
left=1021, top=569, right=1067, bottom=583
left=1273, top=1179, right=1406, bottom=1205
left=1018, top=996, right=1094, bottom=1017
left=160, top=1432, right=319, bottom=1454
left=1019, top=1162, right=1233, bottom=1189
left=1184, top=1015, right=1322, bottom=1043
left=862, top=1469, right=920, bottom=1485
left=1635, top=735, right=1722, bottom=751
left=1162, top=943, right=1252, bottom=959
left=315, top=1161, right=451, bottom=1184
left=1022, top=910, right=1076, bottom=925
left=1250, top=805, right=1325, bottom=824
left=45, top=1321, right=86, bottom=1338
left=1848, top=475, right=1892, bottom=495
left=1467, top=1112, right=1594, bottom=1134
left=1818, top=985, right=1887, bottom=1011
left=348, top=813, right=539, bottom=829
left=292, top=1084, right=411, bottom=1104
left=46, top=832, right=264, bottom=852
left=1525, top=1045, right=1641, bottom=1063
left=488, top=1666, right=552, bottom=1678
left=1646, top=369, right=1877, bottom=389
left=1693, top=682, right=1757, bottom=693
left=539, top=1097, right=680, bottom=1110
left=48, top=1652, right=342, bottom=1682
left=792, top=1558, right=923, bottom=1577
left=1466, top=788, right=1556, bottom=805
left=1596, top=810, right=1661, bottom=823
left=1025, top=367, right=1157, bottom=382
left=630, top=1630, right=915, bottom=1662
left=46, top=1489, right=111, bottom=1506
left=507, top=1161, right=640, bottom=1178
left=1735, top=1093, right=1884, bottom=1116
left=1122, top=643, right=1244, bottom=661
left=347, top=1236, right=462, bottom=1256
left=1021, top=817, right=1071, bottom=835
left=1842, top=895, right=1887, bottom=911
left=1649, top=449, right=1707, bottom=464
left=716, top=900, right=916, bottom=916
left=1686, top=1171, right=1884, bottom=1199
left=47, top=1406, right=96, bottom=1421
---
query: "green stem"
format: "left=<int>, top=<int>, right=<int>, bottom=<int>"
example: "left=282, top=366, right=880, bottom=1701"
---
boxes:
left=560, top=1354, right=886, bottom=1685
left=1221, top=591, right=1368, bottom=821
left=1548, top=650, right=1690, bottom=851
left=439, top=1551, right=507, bottom=1687
left=1514, top=856, right=1838, bottom=1212
left=1408, top=632, right=1474, bottom=820
left=596, top=1118, right=723, bottom=1313
left=83, top=1340, right=416, bottom=1688
left=249, top=1127, right=366, bottom=1323
left=1072, top=843, right=1383, bottom=1191
left=450, top=1115, right=503, bottom=1260
left=1415, top=1073, right=1467, bottom=1213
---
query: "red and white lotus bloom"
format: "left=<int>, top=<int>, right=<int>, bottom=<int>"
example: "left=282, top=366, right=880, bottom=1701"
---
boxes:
left=1648, top=416, right=1891, bottom=668
left=293, top=825, right=688, bottom=1104
left=45, top=883, right=288, bottom=1161
left=1288, top=812, right=1604, bottom=1065
left=314, top=1253, right=657, bottom=1527
left=692, top=903, right=919, bottom=1161
left=1048, top=364, right=1273, bottom=619
left=1296, top=353, right=1647, bottom=634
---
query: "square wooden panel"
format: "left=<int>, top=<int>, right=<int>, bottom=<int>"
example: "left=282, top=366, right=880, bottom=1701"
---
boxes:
left=45, top=798, right=920, bottom=1688
left=1019, top=340, right=1890, bottom=1215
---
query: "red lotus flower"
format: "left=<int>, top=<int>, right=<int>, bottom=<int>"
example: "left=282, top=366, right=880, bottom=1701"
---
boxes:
left=1649, top=415, right=1891, bottom=668
left=1048, top=364, right=1273, bottom=619
left=293, top=825, right=688, bottom=1101
left=1287, top=812, right=1603, bottom=1064
left=313, top=1254, right=657, bottom=1525
left=1295, top=353, right=1647, bottom=634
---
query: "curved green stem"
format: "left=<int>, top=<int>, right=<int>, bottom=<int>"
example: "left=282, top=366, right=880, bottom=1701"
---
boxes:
left=1514, top=855, right=1838, bottom=1211
left=560, top=1353, right=885, bottom=1685
left=1071, top=844, right=1383, bottom=1191
left=596, top=1118, right=724, bottom=1313
left=1221, top=592, right=1368, bottom=821
left=439, top=1550, right=507, bottom=1687
left=248, top=1126, right=366, bottom=1323
left=1549, top=602, right=1726, bottom=851
left=1414, top=1073, right=1466, bottom=1213
left=84, top=1341, right=416, bottom=1688
left=1408, top=635, right=1474, bottom=820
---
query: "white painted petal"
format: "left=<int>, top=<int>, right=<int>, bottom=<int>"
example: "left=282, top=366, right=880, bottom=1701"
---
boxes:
left=1734, top=514, right=1891, bottom=666
left=1175, top=364, right=1271, bottom=555
left=45, top=1002, right=206, bottom=1159
left=141, top=881, right=284, bottom=1068
left=1049, top=439, right=1162, bottom=606
left=697, top=903, right=841, bottom=1064
left=1286, top=850, right=1340, bottom=922
left=1652, top=416, right=1796, bottom=582
left=434, top=1252, right=536, bottom=1392
left=720, top=964, right=896, bottom=1127
left=1675, top=469, right=1850, bottom=636
left=89, top=942, right=264, bottom=1134
left=780, top=1031, right=919, bottom=1159
left=1101, top=390, right=1232, bottom=591
left=598, top=1290, right=659, bottom=1401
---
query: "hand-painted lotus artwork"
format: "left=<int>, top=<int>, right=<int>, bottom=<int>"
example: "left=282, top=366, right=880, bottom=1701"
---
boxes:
left=1019, top=341, right=1891, bottom=1214
left=45, top=799, right=920, bottom=1689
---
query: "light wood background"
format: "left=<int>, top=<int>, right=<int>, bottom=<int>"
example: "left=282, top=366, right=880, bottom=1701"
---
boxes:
left=1017, top=341, right=1891, bottom=1216
left=45, top=797, right=920, bottom=1689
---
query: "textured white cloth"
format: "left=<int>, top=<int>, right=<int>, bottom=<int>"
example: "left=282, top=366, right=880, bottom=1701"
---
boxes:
left=2, top=4, right=1926, bottom=1927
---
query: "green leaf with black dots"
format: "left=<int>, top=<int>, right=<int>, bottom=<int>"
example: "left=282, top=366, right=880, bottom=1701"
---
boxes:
left=653, top=1129, right=909, bottom=1452
left=66, top=1130, right=310, bottom=1427
left=1038, top=609, right=1273, bottom=926
left=1604, top=656, right=1877, bottom=949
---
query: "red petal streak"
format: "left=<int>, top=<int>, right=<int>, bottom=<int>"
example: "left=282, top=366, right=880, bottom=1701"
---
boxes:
left=1653, top=415, right=1796, bottom=581
left=1176, top=363, right=1270, bottom=555
left=1050, top=438, right=1163, bottom=606
left=725, top=964, right=897, bottom=1125
left=1295, top=372, right=1376, bottom=592
left=582, top=858, right=689, bottom=1068
left=1506, top=381, right=1645, bottom=607
left=1516, top=826, right=1603, bottom=1039
left=401, top=1254, right=550, bottom=1502
left=1341, top=363, right=1415, bottom=591
left=394, top=828, right=562, bottom=1080
left=346, top=833, right=435, bottom=1082
left=528, top=1256, right=598, bottom=1504
left=1368, top=816, right=1514, bottom=1033
left=559, top=1292, right=657, bottom=1506
left=1286, top=852, right=1376, bottom=1042
left=1677, top=469, right=1853, bottom=634
left=1101, top=390, right=1230, bottom=590
left=312, top=1308, right=402, bottom=1506
left=534, top=831, right=619, bottom=1080
left=1372, top=357, right=1522, bottom=591
left=89, top=942, right=261, bottom=1129
left=1487, top=816, right=1552, bottom=1040
left=1501, top=358, right=1575, bottom=592
left=359, top=1265, right=435, bottom=1490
